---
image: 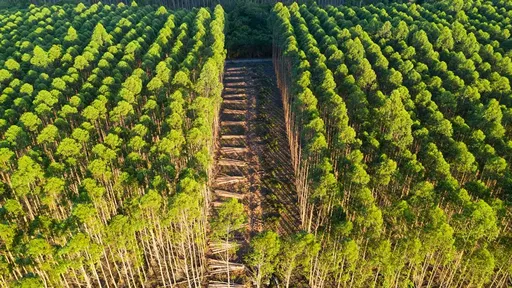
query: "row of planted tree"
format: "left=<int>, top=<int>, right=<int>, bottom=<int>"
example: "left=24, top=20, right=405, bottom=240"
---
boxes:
left=2, top=0, right=512, bottom=287
left=0, top=2, right=227, bottom=287
left=9, top=0, right=380, bottom=10
left=263, top=1, right=512, bottom=287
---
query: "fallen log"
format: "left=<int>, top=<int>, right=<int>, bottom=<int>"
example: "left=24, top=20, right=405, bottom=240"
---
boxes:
left=220, top=147, right=250, bottom=154
left=221, top=121, right=246, bottom=127
left=222, top=93, right=246, bottom=99
left=208, top=259, right=245, bottom=272
left=215, top=189, right=245, bottom=199
left=223, top=109, right=246, bottom=115
left=217, top=158, right=247, bottom=166
left=209, top=242, right=241, bottom=254
left=223, top=99, right=247, bottom=105
left=215, top=176, right=247, bottom=185
left=221, top=135, right=246, bottom=140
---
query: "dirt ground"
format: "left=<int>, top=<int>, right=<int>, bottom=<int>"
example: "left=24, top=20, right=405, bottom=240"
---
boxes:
left=207, top=59, right=300, bottom=287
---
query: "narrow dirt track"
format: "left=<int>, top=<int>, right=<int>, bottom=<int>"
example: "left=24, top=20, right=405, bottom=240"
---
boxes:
left=207, top=59, right=300, bottom=288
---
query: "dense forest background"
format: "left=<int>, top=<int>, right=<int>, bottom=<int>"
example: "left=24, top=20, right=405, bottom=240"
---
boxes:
left=0, top=0, right=429, bottom=57
left=0, top=0, right=425, bottom=11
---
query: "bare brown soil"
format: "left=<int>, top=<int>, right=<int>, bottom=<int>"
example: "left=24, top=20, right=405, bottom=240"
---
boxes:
left=206, top=59, right=300, bottom=288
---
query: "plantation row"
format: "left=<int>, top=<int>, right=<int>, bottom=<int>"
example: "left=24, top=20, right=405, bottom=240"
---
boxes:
left=269, top=1, right=511, bottom=287
left=0, top=0, right=394, bottom=10
left=0, top=2, right=225, bottom=287
left=1, top=1, right=512, bottom=287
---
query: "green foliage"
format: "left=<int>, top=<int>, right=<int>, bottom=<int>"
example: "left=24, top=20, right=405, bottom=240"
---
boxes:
left=0, top=1, right=510, bottom=287
left=270, top=1, right=512, bottom=287
left=30, top=46, right=50, bottom=69
left=210, top=198, right=246, bottom=240
left=245, top=231, right=281, bottom=288
left=0, top=3, right=227, bottom=286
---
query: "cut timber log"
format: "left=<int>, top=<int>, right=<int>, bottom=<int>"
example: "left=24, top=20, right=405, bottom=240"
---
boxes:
left=223, top=99, right=247, bottom=105
left=215, top=176, right=247, bottom=185
left=209, top=242, right=241, bottom=254
left=222, top=93, right=247, bottom=101
left=215, top=189, right=245, bottom=199
left=224, top=81, right=246, bottom=87
left=212, top=201, right=223, bottom=207
left=221, top=121, right=246, bottom=127
left=210, top=241, right=241, bottom=249
left=225, top=67, right=245, bottom=71
left=223, top=75, right=244, bottom=80
left=223, top=109, right=246, bottom=115
left=223, top=88, right=245, bottom=93
left=220, top=147, right=250, bottom=154
left=218, top=158, right=247, bottom=167
left=222, top=93, right=246, bottom=99
left=209, top=260, right=245, bottom=274
left=221, top=135, right=246, bottom=140
left=208, top=259, right=245, bottom=273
